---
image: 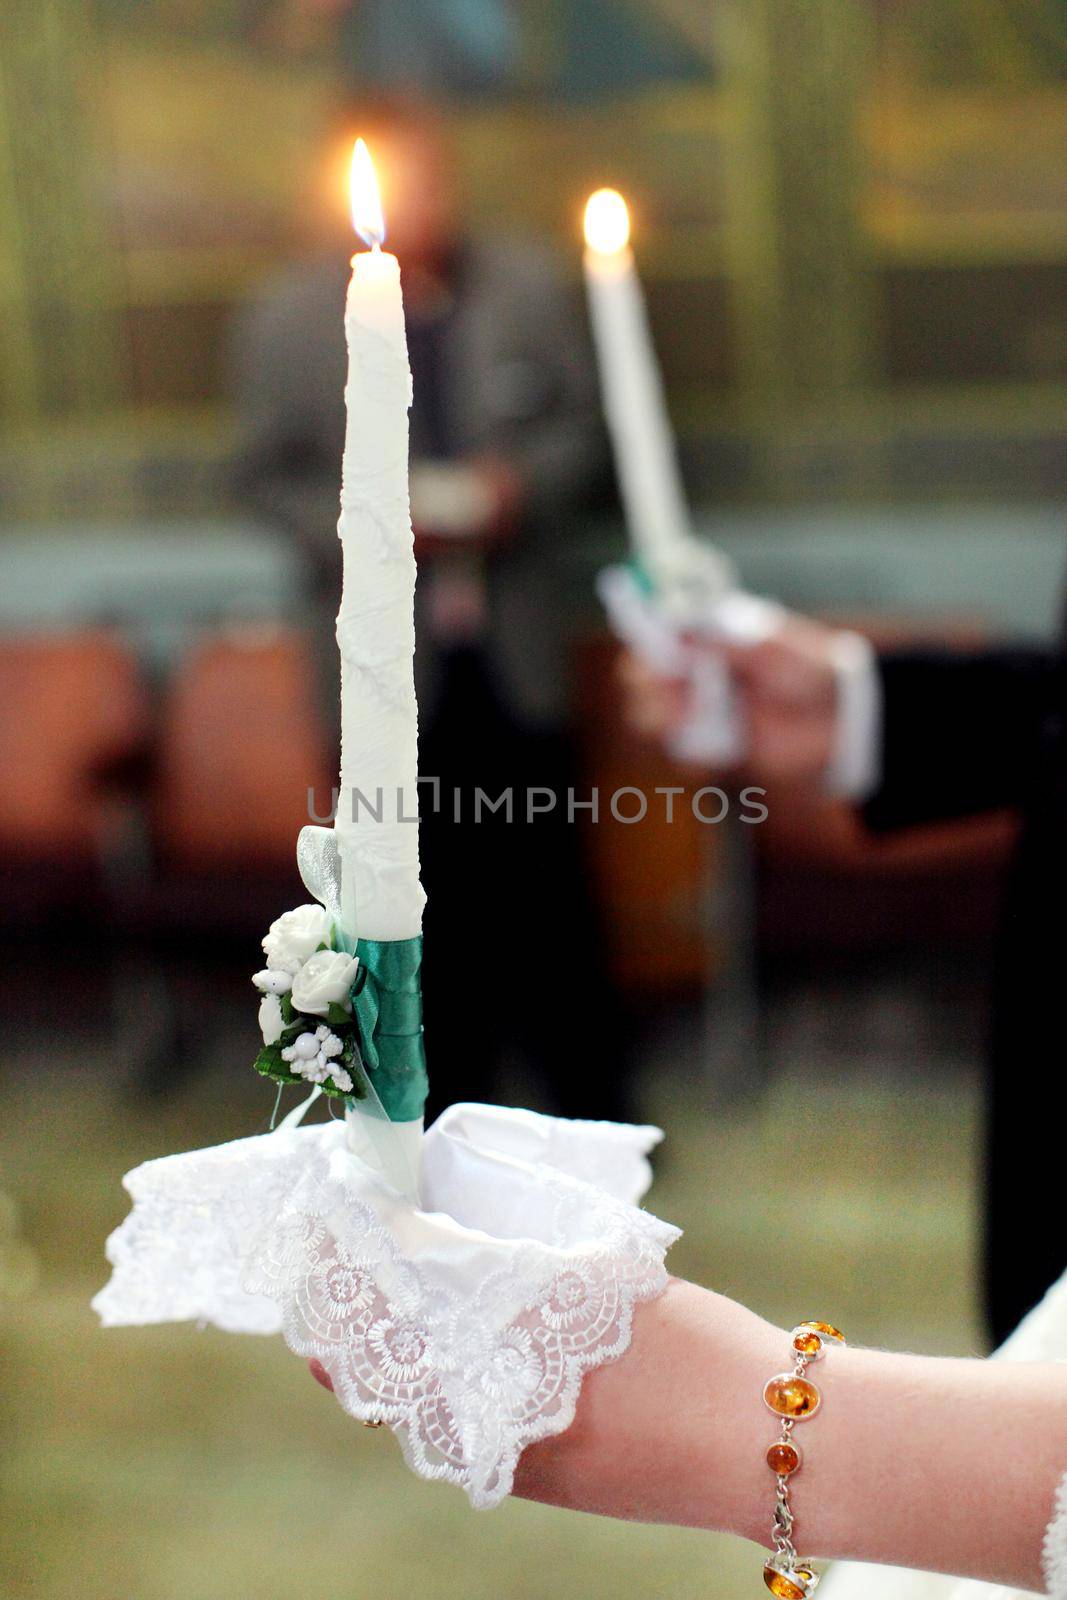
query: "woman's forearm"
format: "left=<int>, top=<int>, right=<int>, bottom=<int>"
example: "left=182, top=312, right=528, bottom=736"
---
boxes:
left=513, top=1279, right=1066, bottom=1591
left=513, top=1279, right=780, bottom=1534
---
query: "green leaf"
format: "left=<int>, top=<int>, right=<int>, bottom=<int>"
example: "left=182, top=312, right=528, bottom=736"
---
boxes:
left=326, top=1002, right=353, bottom=1029
left=279, top=992, right=295, bottom=1025
left=252, top=1046, right=303, bottom=1086
left=278, top=1019, right=308, bottom=1047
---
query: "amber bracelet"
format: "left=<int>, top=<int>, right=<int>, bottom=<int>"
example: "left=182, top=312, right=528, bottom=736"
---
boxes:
left=761, top=1320, right=846, bottom=1600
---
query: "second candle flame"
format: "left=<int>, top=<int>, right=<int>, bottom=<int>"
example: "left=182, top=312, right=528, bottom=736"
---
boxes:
left=351, top=137, right=386, bottom=248
left=584, top=188, right=630, bottom=256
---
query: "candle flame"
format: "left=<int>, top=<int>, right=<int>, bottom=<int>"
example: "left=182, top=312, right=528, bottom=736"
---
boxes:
left=584, top=188, right=630, bottom=255
left=351, top=137, right=386, bottom=247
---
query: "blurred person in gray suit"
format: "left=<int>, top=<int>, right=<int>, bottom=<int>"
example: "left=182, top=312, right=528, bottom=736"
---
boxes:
left=232, top=99, right=634, bottom=1119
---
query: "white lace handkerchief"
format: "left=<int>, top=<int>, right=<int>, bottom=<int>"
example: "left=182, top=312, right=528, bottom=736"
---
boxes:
left=93, top=1104, right=680, bottom=1507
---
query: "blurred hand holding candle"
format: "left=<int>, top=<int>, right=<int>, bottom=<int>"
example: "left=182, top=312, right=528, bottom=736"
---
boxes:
left=583, top=187, right=782, bottom=764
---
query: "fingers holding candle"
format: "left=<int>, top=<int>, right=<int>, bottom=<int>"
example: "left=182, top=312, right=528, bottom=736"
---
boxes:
left=617, top=620, right=849, bottom=786
left=617, top=647, right=693, bottom=743
left=309, top=1358, right=334, bottom=1393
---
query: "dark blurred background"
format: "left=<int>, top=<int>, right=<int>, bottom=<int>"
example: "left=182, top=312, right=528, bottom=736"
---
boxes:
left=2, top=2, right=1064, bottom=1597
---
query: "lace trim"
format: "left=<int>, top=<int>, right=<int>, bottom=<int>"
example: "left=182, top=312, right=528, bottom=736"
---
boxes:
left=1043, top=1469, right=1067, bottom=1599
left=96, top=1122, right=676, bottom=1508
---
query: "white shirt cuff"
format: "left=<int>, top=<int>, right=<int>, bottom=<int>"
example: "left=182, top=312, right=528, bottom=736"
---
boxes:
left=825, top=631, right=882, bottom=801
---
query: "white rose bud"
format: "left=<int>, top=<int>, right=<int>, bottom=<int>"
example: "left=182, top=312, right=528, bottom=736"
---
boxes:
left=290, top=950, right=359, bottom=1019
left=258, top=993, right=284, bottom=1046
left=262, top=904, right=331, bottom=975
left=252, top=968, right=292, bottom=995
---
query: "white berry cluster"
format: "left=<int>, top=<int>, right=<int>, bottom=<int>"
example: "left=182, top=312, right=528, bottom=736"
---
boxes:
left=280, top=1025, right=353, bottom=1093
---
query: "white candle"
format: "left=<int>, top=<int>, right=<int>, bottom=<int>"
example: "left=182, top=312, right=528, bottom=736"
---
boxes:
left=334, top=139, right=425, bottom=945
left=584, top=187, right=756, bottom=766
left=582, top=188, right=694, bottom=583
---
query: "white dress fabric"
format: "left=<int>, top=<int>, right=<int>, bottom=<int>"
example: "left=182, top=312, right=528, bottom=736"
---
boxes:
left=1047, top=1471, right=1067, bottom=1600
left=819, top=1268, right=1067, bottom=1600
left=94, top=1103, right=679, bottom=1508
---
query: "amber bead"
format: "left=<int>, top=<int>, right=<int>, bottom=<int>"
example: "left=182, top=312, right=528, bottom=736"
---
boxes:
left=763, top=1564, right=818, bottom=1600
left=792, top=1330, right=822, bottom=1357
left=798, top=1320, right=845, bottom=1344
left=763, top=1373, right=821, bottom=1419
left=764, top=1569, right=805, bottom=1600
left=766, top=1441, right=801, bottom=1475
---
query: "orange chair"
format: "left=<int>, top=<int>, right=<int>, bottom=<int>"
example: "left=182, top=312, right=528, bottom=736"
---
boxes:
left=0, top=629, right=149, bottom=876
left=128, top=626, right=333, bottom=1090
left=147, top=626, right=333, bottom=937
left=153, top=624, right=332, bottom=870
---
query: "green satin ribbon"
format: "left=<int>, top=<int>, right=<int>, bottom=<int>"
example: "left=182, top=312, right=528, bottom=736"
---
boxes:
left=347, top=936, right=427, bottom=1123
left=628, top=556, right=655, bottom=597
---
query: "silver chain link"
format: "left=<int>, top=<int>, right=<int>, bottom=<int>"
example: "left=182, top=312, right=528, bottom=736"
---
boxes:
left=773, top=1478, right=796, bottom=1557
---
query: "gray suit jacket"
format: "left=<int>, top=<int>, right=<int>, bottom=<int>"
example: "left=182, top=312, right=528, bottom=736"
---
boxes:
left=231, top=235, right=606, bottom=726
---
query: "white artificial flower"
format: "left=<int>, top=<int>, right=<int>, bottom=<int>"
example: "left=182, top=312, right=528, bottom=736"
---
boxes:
left=258, top=992, right=284, bottom=1046
left=262, top=904, right=331, bottom=976
left=252, top=968, right=292, bottom=995
left=290, top=950, right=359, bottom=1018
left=281, top=1025, right=350, bottom=1089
